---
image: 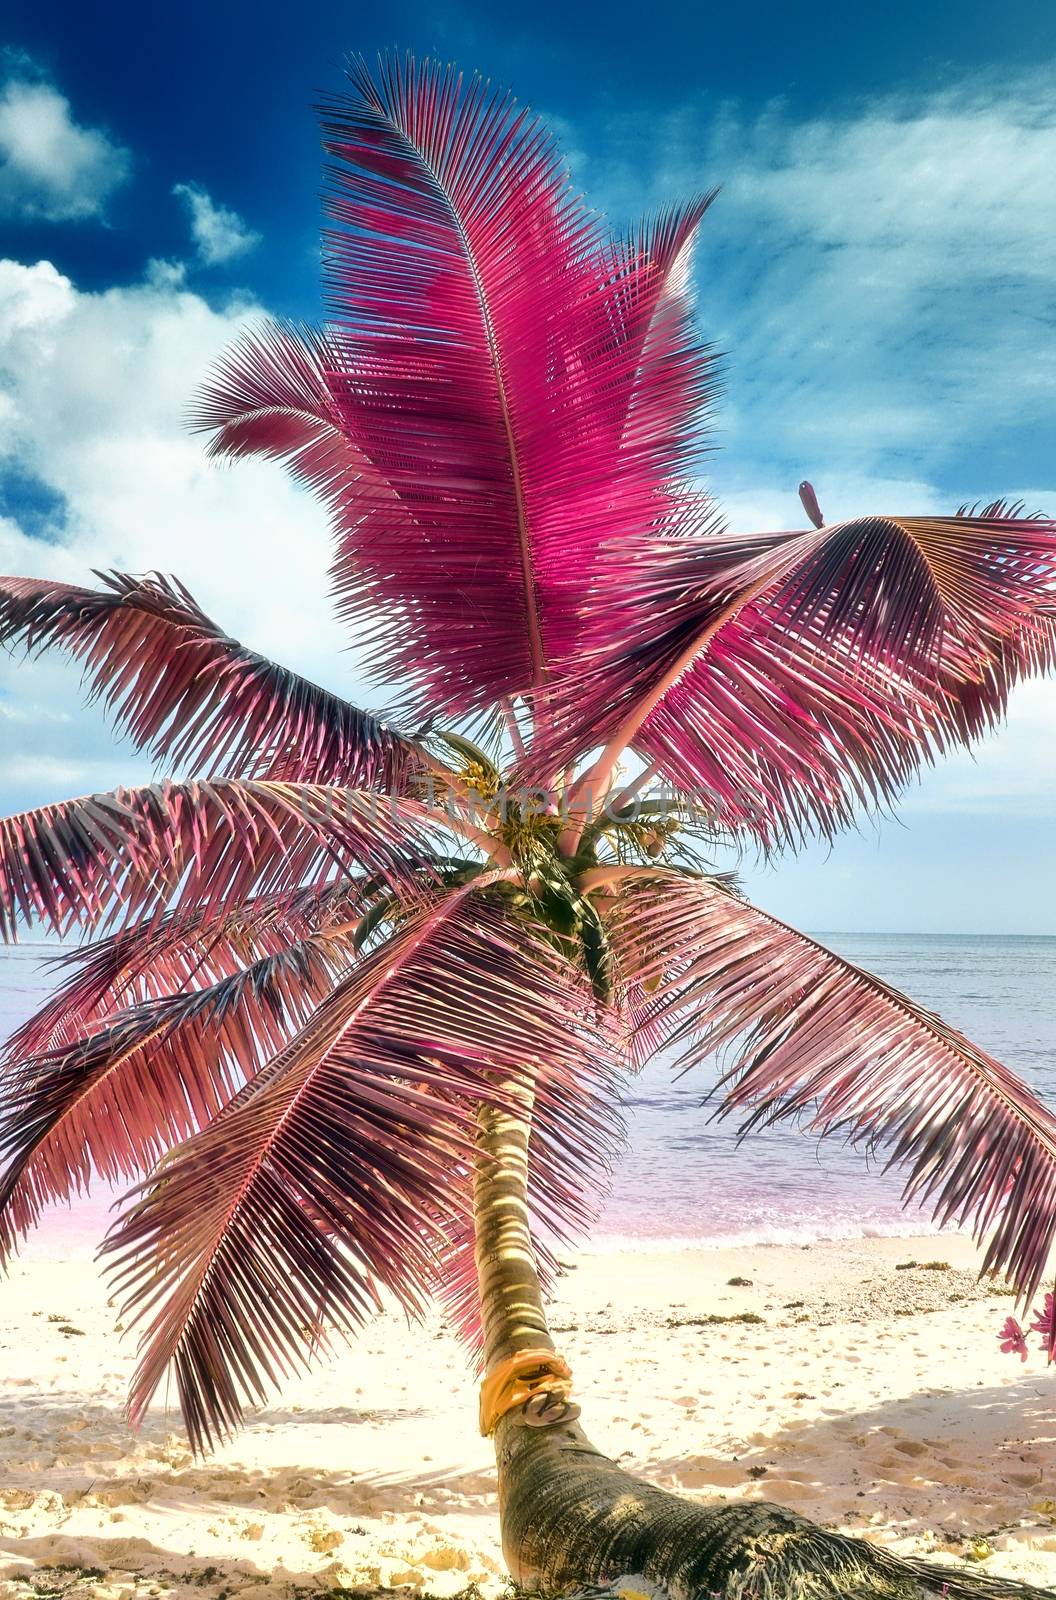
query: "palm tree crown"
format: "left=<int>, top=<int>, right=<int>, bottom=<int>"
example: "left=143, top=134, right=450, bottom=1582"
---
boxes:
left=2, top=53, right=1056, bottom=1451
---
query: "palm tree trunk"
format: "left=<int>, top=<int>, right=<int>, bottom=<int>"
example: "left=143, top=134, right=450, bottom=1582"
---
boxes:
left=473, top=1093, right=1050, bottom=1600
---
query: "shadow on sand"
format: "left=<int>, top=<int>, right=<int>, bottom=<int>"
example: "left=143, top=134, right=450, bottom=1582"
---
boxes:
left=1, top=1373, right=1053, bottom=1596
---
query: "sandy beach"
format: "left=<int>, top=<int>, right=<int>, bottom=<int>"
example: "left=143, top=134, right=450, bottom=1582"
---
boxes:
left=1, top=1232, right=1054, bottom=1599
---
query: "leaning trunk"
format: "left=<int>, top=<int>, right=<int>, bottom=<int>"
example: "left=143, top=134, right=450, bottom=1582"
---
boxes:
left=473, top=1091, right=1050, bottom=1600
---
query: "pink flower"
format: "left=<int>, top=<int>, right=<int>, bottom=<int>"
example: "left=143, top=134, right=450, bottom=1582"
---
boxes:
left=1029, top=1293, right=1055, bottom=1361
left=998, top=1316, right=1029, bottom=1362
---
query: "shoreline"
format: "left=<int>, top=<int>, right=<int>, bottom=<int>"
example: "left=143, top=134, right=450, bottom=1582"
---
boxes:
left=18, top=1196, right=956, bottom=1263
left=1, top=1233, right=1054, bottom=1599
left=579, top=1215, right=950, bottom=1253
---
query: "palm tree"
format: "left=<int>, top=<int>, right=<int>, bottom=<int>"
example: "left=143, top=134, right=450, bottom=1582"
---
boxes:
left=2, top=52, right=1056, bottom=1600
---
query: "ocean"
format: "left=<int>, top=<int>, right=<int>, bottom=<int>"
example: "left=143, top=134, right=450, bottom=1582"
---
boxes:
left=2, top=932, right=1055, bottom=1259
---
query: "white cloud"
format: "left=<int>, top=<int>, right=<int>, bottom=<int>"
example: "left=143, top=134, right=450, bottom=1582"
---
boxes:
left=172, top=180, right=260, bottom=266
left=0, top=258, right=359, bottom=811
left=0, top=71, right=130, bottom=222
left=572, top=76, right=1056, bottom=510
left=895, top=675, right=1056, bottom=819
left=706, top=87, right=1056, bottom=481
left=144, top=257, right=188, bottom=290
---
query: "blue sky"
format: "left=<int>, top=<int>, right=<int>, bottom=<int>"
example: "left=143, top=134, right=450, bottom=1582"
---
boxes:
left=1, top=0, right=1055, bottom=933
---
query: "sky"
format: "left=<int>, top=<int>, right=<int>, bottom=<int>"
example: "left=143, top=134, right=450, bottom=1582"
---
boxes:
left=0, top=0, right=1054, bottom=934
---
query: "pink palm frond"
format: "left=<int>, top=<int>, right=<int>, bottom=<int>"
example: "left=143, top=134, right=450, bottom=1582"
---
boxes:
left=650, top=510, right=1056, bottom=836
left=610, top=872, right=1056, bottom=1306
left=0, top=928, right=357, bottom=1261
left=540, top=505, right=1056, bottom=845
left=2, top=882, right=365, bottom=1063
left=0, top=573, right=417, bottom=788
left=533, top=203, right=723, bottom=687
left=0, top=780, right=438, bottom=941
left=301, top=54, right=598, bottom=712
left=197, top=58, right=720, bottom=722
left=105, top=890, right=619, bottom=1449
left=191, top=317, right=402, bottom=576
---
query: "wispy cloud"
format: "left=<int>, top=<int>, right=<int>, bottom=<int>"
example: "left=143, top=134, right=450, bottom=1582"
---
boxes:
left=0, top=60, right=131, bottom=223
left=568, top=74, right=1056, bottom=517
left=172, top=180, right=260, bottom=266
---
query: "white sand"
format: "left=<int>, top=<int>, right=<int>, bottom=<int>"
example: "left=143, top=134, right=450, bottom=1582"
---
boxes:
left=1, top=1233, right=1054, bottom=1599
